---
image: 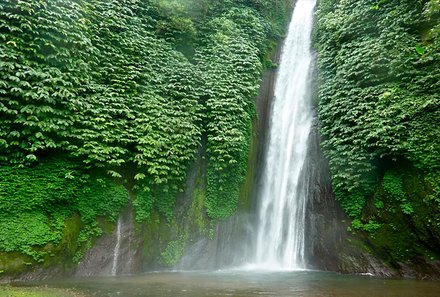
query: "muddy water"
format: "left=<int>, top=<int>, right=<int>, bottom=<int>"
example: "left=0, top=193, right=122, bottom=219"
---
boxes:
left=19, top=271, right=440, bottom=297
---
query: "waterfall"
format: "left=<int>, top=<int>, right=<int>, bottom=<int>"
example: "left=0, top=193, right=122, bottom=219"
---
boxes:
left=111, top=216, right=122, bottom=276
left=252, top=0, right=316, bottom=270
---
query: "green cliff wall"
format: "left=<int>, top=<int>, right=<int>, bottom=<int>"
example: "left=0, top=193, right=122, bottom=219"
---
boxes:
left=0, top=0, right=292, bottom=278
left=314, top=0, right=440, bottom=276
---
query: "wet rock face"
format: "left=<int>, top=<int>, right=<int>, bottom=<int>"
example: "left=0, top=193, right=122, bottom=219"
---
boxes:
left=303, top=115, right=352, bottom=272
left=302, top=114, right=440, bottom=280
left=303, top=116, right=399, bottom=277
left=177, top=212, right=251, bottom=270
left=303, top=119, right=397, bottom=277
left=398, top=260, right=440, bottom=279
left=75, top=205, right=139, bottom=277
left=75, top=232, right=116, bottom=277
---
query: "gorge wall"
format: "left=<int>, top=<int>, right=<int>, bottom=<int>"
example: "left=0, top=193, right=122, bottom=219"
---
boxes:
left=312, top=0, right=440, bottom=278
left=1, top=0, right=439, bottom=281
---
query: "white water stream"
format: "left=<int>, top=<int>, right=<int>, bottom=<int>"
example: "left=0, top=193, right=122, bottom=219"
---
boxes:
left=252, top=0, right=316, bottom=270
left=111, top=216, right=122, bottom=276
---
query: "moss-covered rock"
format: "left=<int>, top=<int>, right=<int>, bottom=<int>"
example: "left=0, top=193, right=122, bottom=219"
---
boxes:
left=0, top=214, right=82, bottom=277
left=366, top=166, right=440, bottom=265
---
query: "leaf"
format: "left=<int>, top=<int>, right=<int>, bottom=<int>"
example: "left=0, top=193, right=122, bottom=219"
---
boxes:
left=134, top=173, right=146, bottom=180
left=107, top=170, right=122, bottom=178
left=415, top=45, right=426, bottom=55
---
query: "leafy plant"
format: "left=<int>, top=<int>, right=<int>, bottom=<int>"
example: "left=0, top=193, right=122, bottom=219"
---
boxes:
left=160, top=234, right=187, bottom=266
left=315, top=0, right=440, bottom=222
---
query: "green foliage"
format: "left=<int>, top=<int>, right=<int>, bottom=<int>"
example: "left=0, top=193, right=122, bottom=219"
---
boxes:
left=315, top=0, right=440, bottom=224
left=0, top=0, right=202, bottom=219
left=153, top=0, right=199, bottom=48
left=160, top=234, right=187, bottom=266
left=426, top=172, right=440, bottom=205
left=0, top=159, right=128, bottom=262
left=0, top=212, right=64, bottom=261
left=133, top=188, right=154, bottom=222
left=188, top=181, right=208, bottom=234
left=133, top=185, right=178, bottom=222
left=196, top=6, right=268, bottom=219
left=0, top=0, right=290, bottom=227
left=78, top=177, right=129, bottom=222
left=362, top=167, right=440, bottom=262
left=316, top=0, right=440, bottom=264
left=383, top=170, right=413, bottom=215
left=0, top=2, right=291, bottom=274
left=350, top=219, right=382, bottom=233
left=0, top=160, right=78, bottom=214
left=72, top=222, right=103, bottom=263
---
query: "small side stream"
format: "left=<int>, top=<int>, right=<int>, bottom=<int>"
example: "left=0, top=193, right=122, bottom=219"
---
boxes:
left=111, top=217, right=122, bottom=276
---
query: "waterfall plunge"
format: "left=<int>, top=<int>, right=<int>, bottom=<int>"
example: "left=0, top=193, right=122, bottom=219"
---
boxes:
left=252, top=0, right=316, bottom=270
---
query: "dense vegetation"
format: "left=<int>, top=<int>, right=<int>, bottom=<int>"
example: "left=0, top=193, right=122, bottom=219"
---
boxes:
left=315, top=0, right=440, bottom=262
left=0, top=0, right=290, bottom=272
left=0, top=159, right=128, bottom=263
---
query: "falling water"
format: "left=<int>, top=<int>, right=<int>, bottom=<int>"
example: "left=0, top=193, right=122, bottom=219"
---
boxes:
left=253, top=0, right=316, bottom=270
left=111, top=216, right=122, bottom=276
